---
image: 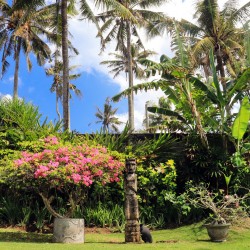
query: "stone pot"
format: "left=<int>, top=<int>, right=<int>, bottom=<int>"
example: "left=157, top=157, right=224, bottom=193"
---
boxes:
left=53, top=218, right=84, bottom=243
left=204, top=223, right=231, bottom=242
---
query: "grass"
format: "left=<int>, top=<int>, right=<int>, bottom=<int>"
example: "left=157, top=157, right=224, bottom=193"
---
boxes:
left=1, top=221, right=250, bottom=250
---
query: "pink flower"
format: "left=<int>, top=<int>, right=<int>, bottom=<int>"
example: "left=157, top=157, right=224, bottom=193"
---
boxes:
left=34, top=165, right=49, bottom=178
left=48, top=161, right=59, bottom=168
left=96, top=170, right=103, bottom=176
left=14, top=159, right=24, bottom=166
left=72, top=174, right=81, bottom=183
left=58, top=156, right=69, bottom=163
left=83, top=176, right=93, bottom=186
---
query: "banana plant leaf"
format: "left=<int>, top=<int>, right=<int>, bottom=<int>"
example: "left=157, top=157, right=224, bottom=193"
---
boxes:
left=232, top=96, right=250, bottom=140
left=147, top=107, right=187, bottom=123
left=209, top=50, right=225, bottom=107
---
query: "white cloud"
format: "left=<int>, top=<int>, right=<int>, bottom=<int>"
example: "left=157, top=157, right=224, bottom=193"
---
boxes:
left=0, top=93, right=12, bottom=101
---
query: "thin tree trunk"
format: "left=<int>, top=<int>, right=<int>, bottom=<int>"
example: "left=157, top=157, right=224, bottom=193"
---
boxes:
left=216, top=54, right=226, bottom=93
left=55, top=0, right=61, bottom=122
left=216, top=54, right=229, bottom=152
left=185, top=83, right=209, bottom=148
left=56, top=92, right=61, bottom=121
left=145, top=101, right=149, bottom=131
left=13, top=38, right=21, bottom=99
left=126, top=21, right=134, bottom=132
left=62, top=0, right=70, bottom=131
left=39, top=192, right=64, bottom=218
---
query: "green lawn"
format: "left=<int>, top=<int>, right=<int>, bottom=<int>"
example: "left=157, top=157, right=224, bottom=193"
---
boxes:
left=1, top=222, right=250, bottom=250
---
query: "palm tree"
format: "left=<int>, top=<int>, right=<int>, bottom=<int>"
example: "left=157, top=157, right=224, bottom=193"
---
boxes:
left=58, top=0, right=69, bottom=131
left=95, top=97, right=123, bottom=133
left=0, top=0, right=58, bottom=98
left=113, top=52, right=211, bottom=147
left=97, top=0, right=166, bottom=131
left=60, top=0, right=102, bottom=131
left=151, top=0, right=250, bottom=91
left=101, top=43, right=156, bottom=79
left=46, top=60, right=82, bottom=121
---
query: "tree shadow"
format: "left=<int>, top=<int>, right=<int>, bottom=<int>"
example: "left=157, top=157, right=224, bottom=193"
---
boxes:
left=0, top=231, right=52, bottom=243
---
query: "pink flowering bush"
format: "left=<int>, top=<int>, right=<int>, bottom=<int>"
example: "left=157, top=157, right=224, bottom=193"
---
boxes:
left=12, top=136, right=125, bottom=218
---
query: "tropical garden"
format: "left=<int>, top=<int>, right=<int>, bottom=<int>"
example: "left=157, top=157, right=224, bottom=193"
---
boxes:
left=0, top=0, right=250, bottom=248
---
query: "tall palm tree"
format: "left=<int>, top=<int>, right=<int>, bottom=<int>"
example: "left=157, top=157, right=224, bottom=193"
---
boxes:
left=113, top=52, right=210, bottom=148
left=16, top=0, right=101, bottom=131
left=97, top=0, right=166, bottom=131
left=95, top=97, right=123, bottom=133
left=150, top=0, right=250, bottom=91
left=46, top=60, right=82, bottom=121
left=0, top=0, right=58, bottom=98
left=61, top=0, right=71, bottom=131
left=101, top=43, right=156, bottom=79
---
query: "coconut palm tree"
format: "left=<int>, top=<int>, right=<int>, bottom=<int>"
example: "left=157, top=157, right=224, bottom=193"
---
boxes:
left=46, top=60, right=82, bottom=121
left=97, top=0, right=166, bottom=131
left=95, top=97, right=123, bottom=133
left=101, top=43, right=156, bottom=79
left=149, top=0, right=250, bottom=92
left=0, top=0, right=58, bottom=98
left=15, top=0, right=103, bottom=131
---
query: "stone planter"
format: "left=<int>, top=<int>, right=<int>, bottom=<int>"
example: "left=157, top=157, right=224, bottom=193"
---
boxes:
left=53, top=218, right=84, bottom=243
left=204, top=223, right=231, bottom=242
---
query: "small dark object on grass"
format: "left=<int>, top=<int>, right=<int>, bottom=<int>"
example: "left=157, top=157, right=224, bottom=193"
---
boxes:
left=140, top=224, right=153, bottom=243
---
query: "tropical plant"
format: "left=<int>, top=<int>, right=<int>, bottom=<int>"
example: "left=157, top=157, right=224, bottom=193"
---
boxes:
left=5, top=135, right=125, bottom=218
left=184, top=181, right=250, bottom=225
left=97, top=0, right=166, bottom=131
left=101, top=43, right=156, bottom=79
left=0, top=97, right=42, bottom=144
left=113, top=53, right=210, bottom=147
left=189, top=51, right=250, bottom=137
left=46, top=60, right=82, bottom=121
left=231, top=96, right=250, bottom=168
left=61, top=0, right=71, bottom=131
left=95, top=97, right=123, bottom=133
left=0, top=97, right=64, bottom=147
left=143, top=97, right=186, bottom=133
left=0, top=0, right=58, bottom=98
left=149, top=0, right=250, bottom=83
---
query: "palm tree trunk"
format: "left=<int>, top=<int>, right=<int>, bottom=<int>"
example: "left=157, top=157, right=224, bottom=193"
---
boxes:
left=13, top=38, right=21, bottom=99
left=126, top=21, right=134, bottom=132
left=56, top=93, right=61, bottom=121
left=61, top=0, right=70, bottom=131
left=216, top=54, right=226, bottom=93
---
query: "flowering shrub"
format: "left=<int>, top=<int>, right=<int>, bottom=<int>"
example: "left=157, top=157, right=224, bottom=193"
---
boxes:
left=12, top=136, right=125, bottom=218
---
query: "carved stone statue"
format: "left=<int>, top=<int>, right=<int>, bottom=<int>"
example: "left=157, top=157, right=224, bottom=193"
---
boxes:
left=124, top=158, right=140, bottom=242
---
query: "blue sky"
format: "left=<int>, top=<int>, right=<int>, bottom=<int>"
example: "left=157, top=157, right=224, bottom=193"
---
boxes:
left=0, top=53, right=127, bottom=133
left=1, top=0, right=247, bottom=133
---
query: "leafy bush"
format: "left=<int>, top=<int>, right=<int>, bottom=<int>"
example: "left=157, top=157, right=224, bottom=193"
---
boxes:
left=3, top=136, right=125, bottom=218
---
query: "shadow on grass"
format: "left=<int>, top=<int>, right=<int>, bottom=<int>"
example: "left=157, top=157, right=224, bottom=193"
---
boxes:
left=0, top=231, right=52, bottom=243
left=0, top=231, right=126, bottom=244
left=84, top=242, right=125, bottom=244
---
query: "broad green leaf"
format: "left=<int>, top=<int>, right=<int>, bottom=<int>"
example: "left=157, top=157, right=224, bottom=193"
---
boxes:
left=209, top=49, right=224, bottom=106
left=147, top=107, right=187, bottom=123
left=232, top=96, right=250, bottom=140
left=189, top=76, right=219, bottom=104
